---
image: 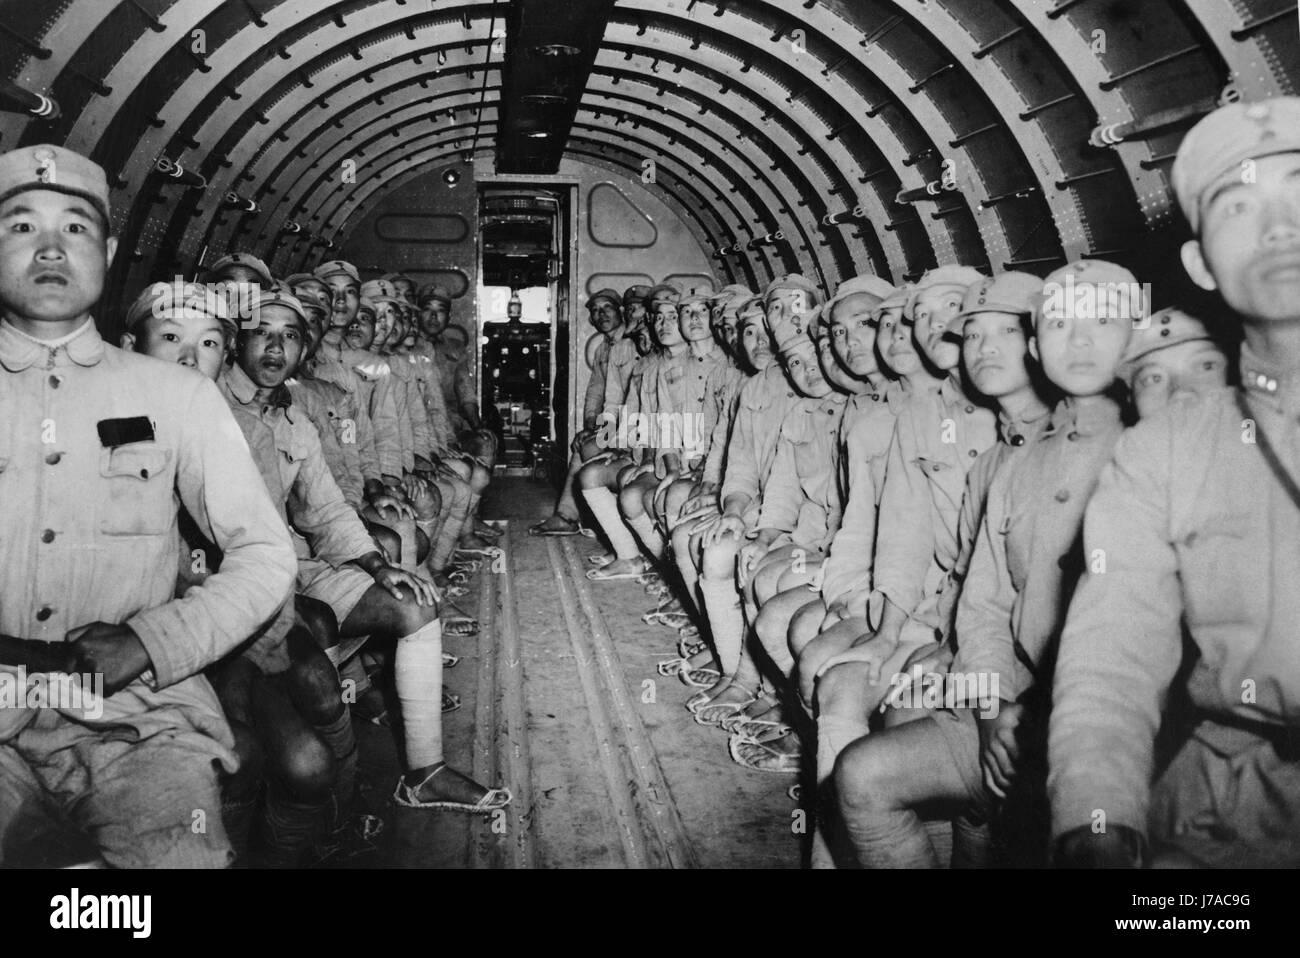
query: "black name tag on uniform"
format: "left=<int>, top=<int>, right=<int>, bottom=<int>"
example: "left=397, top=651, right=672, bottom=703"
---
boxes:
left=97, top=416, right=155, bottom=448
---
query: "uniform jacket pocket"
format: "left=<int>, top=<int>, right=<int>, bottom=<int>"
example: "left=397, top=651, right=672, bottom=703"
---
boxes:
left=97, top=444, right=174, bottom=536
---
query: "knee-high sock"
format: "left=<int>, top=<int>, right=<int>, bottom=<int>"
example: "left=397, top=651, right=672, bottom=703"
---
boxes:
left=673, top=547, right=701, bottom=615
left=314, top=708, right=357, bottom=832
left=581, top=486, right=640, bottom=560
left=430, top=497, right=471, bottom=570
left=625, top=511, right=664, bottom=559
left=417, top=517, right=441, bottom=575
left=395, top=619, right=444, bottom=770
left=458, top=493, right=482, bottom=540
left=816, top=713, right=869, bottom=787
left=699, top=574, right=745, bottom=675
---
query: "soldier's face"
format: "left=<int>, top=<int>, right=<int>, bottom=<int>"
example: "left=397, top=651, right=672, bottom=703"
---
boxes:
left=388, top=312, right=408, bottom=348
left=764, top=287, right=808, bottom=332
left=128, top=312, right=228, bottom=382
left=632, top=324, right=654, bottom=355
left=420, top=299, right=449, bottom=337
left=372, top=303, right=397, bottom=349
left=818, top=336, right=858, bottom=392
left=1031, top=298, right=1131, bottom=397
left=783, top=342, right=831, bottom=399
left=679, top=302, right=712, bottom=342
left=1129, top=339, right=1228, bottom=420
left=624, top=301, right=647, bottom=329
left=295, top=278, right=328, bottom=303
left=879, top=307, right=921, bottom=377
left=302, top=307, right=327, bottom=359
left=393, top=278, right=416, bottom=304
left=594, top=301, right=622, bottom=334
left=912, top=287, right=965, bottom=371
left=345, top=311, right=376, bottom=350
left=717, top=312, right=740, bottom=353
left=1183, top=153, right=1300, bottom=325
left=654, top=305, right=683, bottom=346
left=737, top=319, right=772, bottom=372
left=324, top=275, right=359, bottom=329
left=238, top=305, right=304, bottom=389
left=828, top=293, right=880, bottom=377
left=0, top=190, right=115, bottom=327
left=961, top=311, right=1032, bottom=399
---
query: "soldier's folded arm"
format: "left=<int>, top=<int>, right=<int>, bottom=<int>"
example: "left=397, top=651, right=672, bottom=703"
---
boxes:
left=1047, top=422, right=1185, bottom=845
left=952, top=477, right=1019, bottom=695
left=125, top=377, right=297, bottom=690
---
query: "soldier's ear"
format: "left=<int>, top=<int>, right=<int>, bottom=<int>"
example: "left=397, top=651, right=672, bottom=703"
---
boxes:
left=104, top=236, right=118, bottom=268
left=1180, top=239, right=1217, bottom=292
left=1027, top=335, right=1040, bottom=363
left=119, top=331, right=136, bottom=352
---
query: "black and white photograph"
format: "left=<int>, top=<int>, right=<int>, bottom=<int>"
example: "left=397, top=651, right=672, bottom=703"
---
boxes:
left=0, top=0, right=1295, bottom=912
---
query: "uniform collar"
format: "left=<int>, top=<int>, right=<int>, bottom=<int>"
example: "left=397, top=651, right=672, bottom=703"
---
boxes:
left=997, top=401, right=1051, bottom=447
left=1239, top=340, right=1300, bottom=412
left=0, top=318, right=102, bottom=371
left=221, top=362, right=291, bottom=410
left=938, top=373, right=969, bottom=406
left=1047, top=395, right=1122, bottom=438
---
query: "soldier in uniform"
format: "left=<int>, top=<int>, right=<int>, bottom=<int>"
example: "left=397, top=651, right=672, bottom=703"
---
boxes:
left=1123, top=306, right=1229, bottom=421
left=1051, top=97, right=1300, bottom=868
left=0, top=144, right=298, bottom=867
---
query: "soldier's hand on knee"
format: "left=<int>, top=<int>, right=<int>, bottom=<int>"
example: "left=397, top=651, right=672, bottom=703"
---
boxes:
left=371, top=566, right=439, bottom=607
left=704, top=514, right=745, bottom=547
left=66, top=622, right=153, bottom=695
left=977, top=701, right=1023, bottom=800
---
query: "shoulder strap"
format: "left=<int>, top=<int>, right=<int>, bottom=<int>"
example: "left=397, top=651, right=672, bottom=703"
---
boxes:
left=1237, top=389, right=1300, bottom=512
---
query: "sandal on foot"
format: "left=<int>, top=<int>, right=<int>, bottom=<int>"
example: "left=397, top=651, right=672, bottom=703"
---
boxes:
left=657, top=657, right=688, bottom=677
left=646, top=610, right=693, bottom=630
left=644, top=582, right=671, bottom=598
left=685, top=689, right=715, bottom=712
left=728, top=733, right=801, bottom=774
left=787, top=784, right=802, bottom=803
left=586, top=559, right=649, bottom=581
left=635, top=572, right=662, bottom=586
left=443, top=617, right=479, bottom=637
left=392, top=763, right=513, bottom=812
left=677, top=635, right=708, bottom=658
left=442, top=691, right=462, bottom=713
left=733, top=721, right=795, bottom=744
left=528, top=516, right=582, bottom=537
left=442, top=652, right=460, bottom=668
left=587, top=553, right=615, bottom=568
left=693, top=694, right=756, bottom=728
left=456, top=546, right=500, bottom=559
left=679, top=665, right=722, bottom=689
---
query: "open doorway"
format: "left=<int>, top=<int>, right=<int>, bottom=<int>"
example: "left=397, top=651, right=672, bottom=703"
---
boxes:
left=477, top=184, right=575, bottom=480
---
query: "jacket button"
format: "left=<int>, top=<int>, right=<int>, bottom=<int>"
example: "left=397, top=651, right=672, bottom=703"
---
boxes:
left=35, top=606, right=53, bottom=621
left=1054, top=489, right=1070, bottom=503
left=968, top=449, right=978, bottom=458
left=44, top=452, right=62, bottom=465
left=41, top=529, right=55, bottom=543
left=49, top=375, right=61, bottom=388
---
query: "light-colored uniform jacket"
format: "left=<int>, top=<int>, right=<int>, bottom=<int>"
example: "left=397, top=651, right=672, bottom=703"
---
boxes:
left=0, top=321, right=295, bottom=761
left=719, top=363, right=801, bottom=524
left=1049, top=360, right=1300, bottom=866
left=757, top=391, right=847, bottom=552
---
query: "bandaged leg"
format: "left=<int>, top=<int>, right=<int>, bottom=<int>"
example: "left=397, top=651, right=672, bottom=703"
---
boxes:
left=582, top=486, right=641, bottom=560
left=671, top=523, right=701, bottom=614
left=394, top=516, right=420, bottom=573
left=395, top=619, right=445, bottom=770
left=430, top=480, right=473, bottom=570
left=699, top=574, right=745, bottom=675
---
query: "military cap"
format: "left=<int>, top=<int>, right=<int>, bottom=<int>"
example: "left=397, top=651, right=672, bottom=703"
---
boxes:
left=209, top=252, right=272, bottom=286
left=623, top=284, right=654, bottom=307
left=771, top=305, right=817, bottom=355
left=678, top=292, right=712, bottom=311
left=957, top=271, right=1043, bottom=319
left=380, top=271, right=413, bottom=285
left=293, top=284, right=331, bottom=315
left=253, top=288, right=308, bottom=329
left=1034, top=259, right=1145, bottom=328
left=123, top=280, right=231, bottom=333
left=764, top=273, right=822, bottom=307
left=360, top=278, right=402, bottom=305
left=875, top=283, right=914, bottom=315
left=735, top=295, right=766, bottom=327
left=587, top=288, right=622, bottom=310
left=649, top=284, right=681, bottom=309
left=1122, top=307, right=1217, bottom=371
left=417, top=283, right=452, bottom=306
left=0, top=144, right=110, bottom=224
left=1171, top=96, right=1300, bottom=233
left=906, top=265, right=984, bottom=312
left=314, top=259, right=360, bottom=283
left=826, top=274, right=896, bottom=317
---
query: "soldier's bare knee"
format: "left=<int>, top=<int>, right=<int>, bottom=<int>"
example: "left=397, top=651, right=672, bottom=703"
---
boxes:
left=275, top=733, right=336, bottom=803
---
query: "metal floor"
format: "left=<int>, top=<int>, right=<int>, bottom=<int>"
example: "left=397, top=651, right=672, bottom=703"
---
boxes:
left=337, top=477, right=800, bottom=868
